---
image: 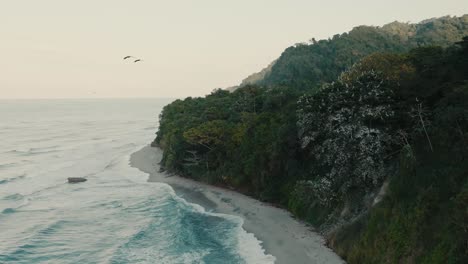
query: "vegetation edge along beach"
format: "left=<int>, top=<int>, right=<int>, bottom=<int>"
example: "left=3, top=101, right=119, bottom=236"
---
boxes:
left=149, top=15, right=468, bottom=263
left=130, top=145, right=345, bottom=264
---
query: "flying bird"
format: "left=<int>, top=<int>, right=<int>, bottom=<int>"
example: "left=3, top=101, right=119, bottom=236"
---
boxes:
left=134, top=59, right=143, bottom=63
left=123, top=56, right=134, bottom=60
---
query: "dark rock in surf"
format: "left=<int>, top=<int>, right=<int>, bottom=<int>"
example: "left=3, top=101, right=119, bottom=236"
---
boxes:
left=68, top=177, right=87, bottom=183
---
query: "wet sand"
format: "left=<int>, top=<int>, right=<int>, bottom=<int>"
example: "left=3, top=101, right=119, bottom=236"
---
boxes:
left=130, top=145, right=344, bottom=264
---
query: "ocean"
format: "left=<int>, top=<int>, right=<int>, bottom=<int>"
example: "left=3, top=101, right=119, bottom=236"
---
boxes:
left=0, top=99, right=274, bottom=264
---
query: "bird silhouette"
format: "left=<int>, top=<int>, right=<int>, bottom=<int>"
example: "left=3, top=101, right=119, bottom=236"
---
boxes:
left=134, top=59, right=142, bottom=63
left=123, top=56, right=134, bottom=60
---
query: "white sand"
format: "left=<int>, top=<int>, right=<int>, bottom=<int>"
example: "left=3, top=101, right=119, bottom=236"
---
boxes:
left=130, top=145, right=345, bottom=264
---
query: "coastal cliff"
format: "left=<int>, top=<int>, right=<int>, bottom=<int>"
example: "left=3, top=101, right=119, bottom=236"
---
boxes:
left=151, top=16, right=468, bottom=263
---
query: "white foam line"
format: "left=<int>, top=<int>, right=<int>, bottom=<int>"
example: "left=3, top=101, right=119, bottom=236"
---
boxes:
left=125, top=145, right=276, bottom=263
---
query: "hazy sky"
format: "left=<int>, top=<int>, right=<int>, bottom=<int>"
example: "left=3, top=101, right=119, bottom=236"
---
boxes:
left=1, top=1, right=467, bottom=99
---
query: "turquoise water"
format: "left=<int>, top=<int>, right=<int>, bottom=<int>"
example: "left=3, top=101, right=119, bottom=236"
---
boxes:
left=0, top=99, right=274, bottom=264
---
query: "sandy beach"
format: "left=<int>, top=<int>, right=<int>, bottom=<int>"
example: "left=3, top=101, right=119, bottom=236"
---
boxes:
left=130, top=145, right=344, bottom=264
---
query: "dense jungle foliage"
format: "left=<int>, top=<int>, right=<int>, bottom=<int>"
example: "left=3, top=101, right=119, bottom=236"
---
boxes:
left=153, top=16, right=468, bottom=264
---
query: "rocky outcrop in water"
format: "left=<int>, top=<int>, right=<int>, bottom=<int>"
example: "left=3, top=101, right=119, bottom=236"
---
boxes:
left=67, top=177, right=87, bottom=183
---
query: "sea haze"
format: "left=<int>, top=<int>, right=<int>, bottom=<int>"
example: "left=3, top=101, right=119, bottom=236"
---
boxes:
left=0, top=99, right=274, bottom=264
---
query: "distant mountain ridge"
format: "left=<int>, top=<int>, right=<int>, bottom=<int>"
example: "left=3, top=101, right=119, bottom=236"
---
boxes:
left=230, top=15, right=468, bottom=91
left=239, top=60, right=276, bottom=86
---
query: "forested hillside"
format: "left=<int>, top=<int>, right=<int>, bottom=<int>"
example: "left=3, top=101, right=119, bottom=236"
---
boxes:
left=241, top=15, right=468, bottom=91
left=152, top=16, right=468, bottom=263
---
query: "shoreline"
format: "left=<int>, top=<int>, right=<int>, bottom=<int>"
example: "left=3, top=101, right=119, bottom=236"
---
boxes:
left=130, top=145, right=344, bottom=264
